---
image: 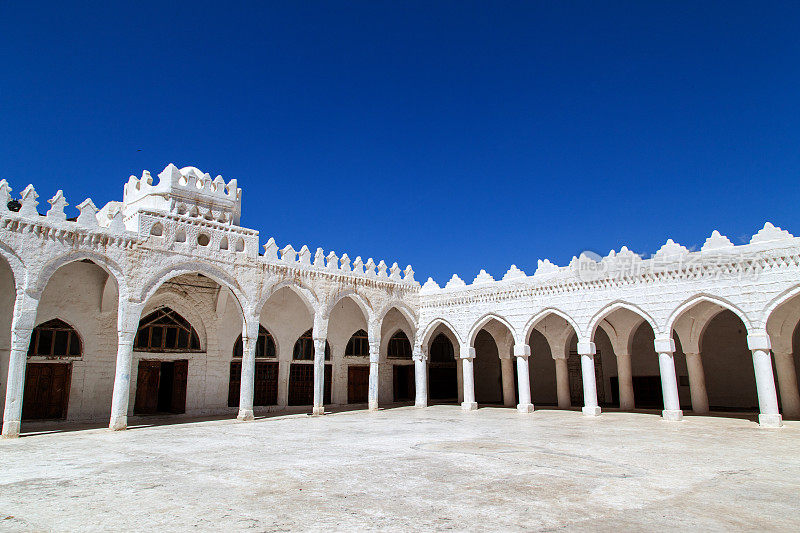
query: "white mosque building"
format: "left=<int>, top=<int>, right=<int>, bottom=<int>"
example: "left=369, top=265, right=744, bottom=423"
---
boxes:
left=1, top=164, right=798, bottom=438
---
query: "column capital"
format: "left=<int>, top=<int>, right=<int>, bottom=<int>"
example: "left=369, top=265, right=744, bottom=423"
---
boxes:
left=412, top=349, right=427, bottom=362
left=576, top=341, right=595, bottom=356
left=460, top=346, right=476, bottom=360
left=773, top=350, right=794, bottom=360
left=654, top=337, right=675, bottom=354
left=369, top=340, right=380, bottom=363
left=513, top=344, right=531, bottom=358
left=747, top=333, right=771, bottom=352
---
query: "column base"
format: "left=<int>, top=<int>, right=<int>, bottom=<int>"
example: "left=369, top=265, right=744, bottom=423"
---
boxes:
left=517, top=403, right=534, bottom=413
left=1, top=421, right=21, bottom=438
left=692, top=408, right=710, bottom=415
left=461, top=401, right=478, bottom=411
left=236, top=409, right=254, bottom=421
left=368, top=401, right=379, bottom=411
left=661, top=409, right=683, bottom=421
left=582, top=406, right=601, bottom=417
left=108, top=415, right=127, bottom=431
left=414, top=401, right=428, bottom=408
left=758, top=413, right=783, bottom=428
left=311, top=406, right=325, bottom=416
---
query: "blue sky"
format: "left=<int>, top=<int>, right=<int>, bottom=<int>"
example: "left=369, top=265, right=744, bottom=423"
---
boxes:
left=2, top=2, right=799, bottom=283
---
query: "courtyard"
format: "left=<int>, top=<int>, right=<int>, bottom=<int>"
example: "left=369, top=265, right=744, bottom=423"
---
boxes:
left=1, top=406, right=799, bottom=531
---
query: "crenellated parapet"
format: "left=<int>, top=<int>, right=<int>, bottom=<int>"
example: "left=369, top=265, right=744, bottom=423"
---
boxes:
left=123, top=164, right=242, bottom=228
left=420, top=222, right=800, bottom=305
left=0, top=167, right=419, bottom=319
left=260, top=237, right=417, bottom=288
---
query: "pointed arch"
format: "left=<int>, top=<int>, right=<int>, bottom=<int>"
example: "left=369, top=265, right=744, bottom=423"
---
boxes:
left=134, top=306, right=203, bottom=352
left=33, top=251, right=128, bottom=301
left=467, top=312, right=517, bottom=347
left=0, top=239, right=24, bottom=292
left=387, top=330, right=412, bottom=359
left=28, top=318, right=83, bottom=357
left=587, top=301, right=659, bottom=339
left=419, top=317, right=463, bottom=349
left=258, top=279, right=318, bottom=317
left=665, top=293, right=752, bottom=335
left=376, top=300, right=417, bottom=329
left=324, top=289, right=372, bottom=324
left=137, top=261, right=248, bottom=313
left=522, top=308, right=581, bottom=345
left=762, top=284, right=800, bottom=331
left=345, top=328, right=370, bottom=357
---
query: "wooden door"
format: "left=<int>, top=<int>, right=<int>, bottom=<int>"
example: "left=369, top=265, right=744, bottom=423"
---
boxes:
left=170, top=359, right=188, bottom=414
left=393, top=365, right=415, bottom=402
left=347, top=365, right=369, bottom=404
left=289, top=363, right=313, bottom=405
left=289, top=363, right=333, bottom=406
left=324, top=364, right=332, bottom=405
left=22, top=363, right=71, bottom=420
left=134, top=360, right=161, bottom=414
left=228, top=361, right=242, bottom=407
left=254, top=362, right=279, bottom=406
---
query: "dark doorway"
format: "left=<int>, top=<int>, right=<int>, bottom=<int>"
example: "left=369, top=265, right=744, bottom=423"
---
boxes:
left=288, top=363, right=332, bottom=406
left=347, top=365, right=369, bottom=404
left=567, top=350, right=604, bottom=406
left=393, top=365, right=415, bottom=402
left=428, top=333, right=458, bottom=403
left=228, top=361, right=279, bottom=407
left=22, top=362, right=71, bottom=420
left=134, top=359, right=188, bottom=415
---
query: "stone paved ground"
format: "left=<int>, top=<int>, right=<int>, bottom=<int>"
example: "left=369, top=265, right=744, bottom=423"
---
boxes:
left=1, top=406, right=799, bottom=532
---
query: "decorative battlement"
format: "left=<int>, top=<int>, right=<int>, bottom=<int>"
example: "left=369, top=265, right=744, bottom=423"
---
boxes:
left=260, top=237, right=416, bottom=284
left=420, top=222, right=800, bottom=302
left=0, top=165, right=418, bottom=288
left=123, top=164, right=242, bottom=229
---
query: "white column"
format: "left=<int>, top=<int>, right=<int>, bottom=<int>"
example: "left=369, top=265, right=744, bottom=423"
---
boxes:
left=500, top=357, right=516, bottom=407
left=368, top=340, right=380, bottom=411
left=655, top=338, right=683, bottom=421
left=616, top=352, right=635, bottom=410
left=684, top=352, right=709, bottom=414
left=413, top=347, right=428, bottom=408
left=2, top=289, right=40, bottom=438
left=554, top=354, right=571, bottom=409
left=747, top=333, right=782, bottom=427
left=237, top=314, right=260, bottom=421
left=312, top=336, right=326, bottom=415
left=108, top=301, right=143, bottom=431
left=577, top=341, right=600, bottom=416
left=514, top=344, right=534, bottom=413
left=460, top=345, right=477, bottom=411
left=773, top=351, right=800, bottom=419
left=456, top=359, right=464, bottom=403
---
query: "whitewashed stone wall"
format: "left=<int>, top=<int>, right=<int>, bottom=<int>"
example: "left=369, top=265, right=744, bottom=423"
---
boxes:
left=0, top=166, right=418, bottom=435
left=1, top=163, right=798, bottom=434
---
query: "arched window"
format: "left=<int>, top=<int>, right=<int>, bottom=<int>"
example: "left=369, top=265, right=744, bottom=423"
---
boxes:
left=429, top=333, right=455, bottom=362
left=293, top=329, right=330, bottom=360
left=387, top=330, right=412, bottom=359
left=134, top=307, right=202, bottom=352
left=345, top=329, right=370, bottom=357
left=28, top=319, right=82, bottom=357
left=233, top=325, right=276, bottom=358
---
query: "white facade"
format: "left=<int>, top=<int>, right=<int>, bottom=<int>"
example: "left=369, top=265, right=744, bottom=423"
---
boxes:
left=1, top=164, right=799, bottom=438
